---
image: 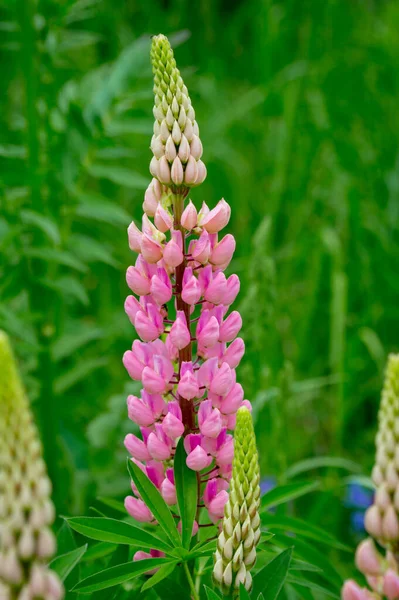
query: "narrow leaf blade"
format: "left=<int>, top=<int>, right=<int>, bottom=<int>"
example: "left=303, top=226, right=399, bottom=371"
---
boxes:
left=140, top=560, right=178, bottom=592
left=49, top=544, right=87, bottom=581
left=252, top=547, right=293, bottom=600
left=174, top=437, right=198, bottom=548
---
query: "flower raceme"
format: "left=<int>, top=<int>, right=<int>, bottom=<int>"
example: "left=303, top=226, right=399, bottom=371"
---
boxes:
left=122, top=34, right=249, bottom=548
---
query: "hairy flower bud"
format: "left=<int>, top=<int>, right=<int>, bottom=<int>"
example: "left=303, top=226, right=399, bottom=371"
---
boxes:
left=213, top=406, right=261, bottom=596
left=150, top=34, right=206, bottom=189
left=0, top=331, right=63, bottom=599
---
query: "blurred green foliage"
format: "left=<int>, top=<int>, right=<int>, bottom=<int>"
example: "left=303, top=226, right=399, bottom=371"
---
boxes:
left=1, top=0, right=399, bottom=588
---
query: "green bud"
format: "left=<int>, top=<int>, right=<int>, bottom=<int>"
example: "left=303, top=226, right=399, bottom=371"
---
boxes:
left=150, top=34, right=206, bottom=189
left=0, top=332, right=63, bottom=599
left=365, top=354, right=399, bottom=551
left=213, top=406, right=261, bottom=597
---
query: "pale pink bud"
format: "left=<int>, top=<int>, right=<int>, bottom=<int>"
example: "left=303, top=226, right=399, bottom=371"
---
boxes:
left=181, top=200, right=198, bottom=230
left=161, top=477, right=177, bottom=505
left=46, top=570, right=64, bottom=600
left=150, top=156, right=159, bottom=178
left=383, top=505, right=399, bottom=540
left=186, top=445, right=212, bottom=471
left=197, top=201, right=210, bottom=226
left=194, top=160, right=207, bottom=186
left=158, top=155, right=171, bottom=184
left=125, top=496, right=153, bottom=522
left=135, top=311, right=160, bottom=342
left=355, top=539, right=384, bottom=576
left=37, top=528, right=56, bottom=558
left=171, top=156, right=184, bottom=185
left=30, top=564, right=46, bottom=596
left=223, top=338, right=245, bottom=368
left=170, top=310, right=191, bottom=350
left=126, top=266, right=151, bottom=296
left=220, top=383, right=244, bottom=414
left=190, top=134, right=203, bottom=160
left=143, top=180, right=160, bottom=216
left=210, top=362, right=233, bottom=396
left=198, top=400, right=223, bottom=438
left=182, top=268, right=202, bottom=304
left=154, top=204, right=173, bottom=233
left=165, top=135, right=177, bottom=162
left=151, top=134, right=165, bottom=159
left=204, top=272, right=227, bottom=304
left=147, top=430, right=172, bottom=461
left=342, top=581, right=371, bottom=600
left=201, top=199, right=231, bottom=234
left=219, top=311, right=242, bottom=342
left=141, top=234, right=163, bottom=264
left=178, top=361, right=199, bottom=399
left=184, top=155, right=198, bottom=185
left=178, top=134, right=190, bottom=162
left=163, top=230, right=184, bottom=268
left=364, top=505, right=383, bottom=539
left=210, top=234, right=236, bottom=267
left=383, top=570, right=399, bottom=600
left=127, top=394, right=155, bottom=426
left=124, top=433, right=151, bottom=461
left=192, top=230, right=211, bottom=264
left=150, top=268, right=172, bottom=305
left=128, top=221, right=142, bottom=253
left=134, top=550, right=152, bottom=561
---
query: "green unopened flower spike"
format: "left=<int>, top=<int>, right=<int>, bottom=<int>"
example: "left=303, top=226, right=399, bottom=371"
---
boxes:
left=213, top=406, right=261, bottom=597
left=149, top=34, right=206, bottom=188
left=365, top=354, right=399, bottom=551
left=0, top=331, right=63, bottom=600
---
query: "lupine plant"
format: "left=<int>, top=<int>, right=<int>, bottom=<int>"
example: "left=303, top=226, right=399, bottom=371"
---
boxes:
left=64, top=34, right=347, bottom=600
left=342, top=355, right=399, bottom=600
left=0, top=331, right=63, bottom=600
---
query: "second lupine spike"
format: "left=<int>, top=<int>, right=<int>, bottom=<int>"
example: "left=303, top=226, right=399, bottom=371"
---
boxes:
left=365, top=354, right=399, bottom=550
left=213, top=406, right=261, bottom=596
left=150, top=34, right=206, bottom=188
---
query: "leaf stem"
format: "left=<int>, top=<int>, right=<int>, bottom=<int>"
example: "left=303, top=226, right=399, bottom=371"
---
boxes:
left=183, top=562, right=200, bottom=600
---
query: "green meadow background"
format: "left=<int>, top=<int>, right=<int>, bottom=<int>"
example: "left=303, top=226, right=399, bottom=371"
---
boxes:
left=1, top=0, right=399, bottom=584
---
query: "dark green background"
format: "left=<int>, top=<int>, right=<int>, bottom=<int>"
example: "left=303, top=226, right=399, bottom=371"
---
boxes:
left=1, top=0, right=398, bottom=580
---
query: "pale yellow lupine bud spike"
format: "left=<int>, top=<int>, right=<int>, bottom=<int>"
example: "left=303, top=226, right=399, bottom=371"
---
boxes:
left=213, top=406, right=261, bottom=597
left=0, top=331, right=64, bottom=600
left=150, top=34, right=206, bottom=190
left=365, top=354, right=399, bottom=551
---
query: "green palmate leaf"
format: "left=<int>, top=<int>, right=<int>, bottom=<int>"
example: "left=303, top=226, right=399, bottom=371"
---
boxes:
left=204, top=585, right=223, bottom=599
left=188, top=538, right=218, bottom=559
left=49, top=544, right=88, bottom=581
left=261, top=513, right=350, bottom=552
left=72, top=557, right=172, bottom=593
left=261, top=481, right=320, bottom=511
left=140, top=560, right=178, bottom=592
left=127, top=459, right=182, bottom=548
left=66, top=517, right=173, bottom=554
left=240, top=583, right=251, bottom=599
left=174, top=437, right=198, bottom=548
left=252, top=547, right=293, bottom=600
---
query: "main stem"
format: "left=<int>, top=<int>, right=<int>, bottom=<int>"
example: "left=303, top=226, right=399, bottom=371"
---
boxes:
left=173, top=192, right=195, bottom=433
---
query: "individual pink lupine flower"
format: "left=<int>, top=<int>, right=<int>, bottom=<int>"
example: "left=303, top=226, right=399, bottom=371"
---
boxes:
left=169, top=311, right=191, bottom=350
left=184, top=434, right=212, bottom=471
left=198, top=400, right=222, bottom=438
left=177, top=520, right=199, bottom=537
left=182, top=268, right=202, bottom=305
left=126, top=264, right=151, bottom=296
left=201, top=199, right=231, bottom=233
left=160, top=469, right=177, bottom=505
left=197, top=311, right=220, bottom=348
left=143, top=179, right=162, bottom=216
left=223, top=338, right=245, bottom=368
left=125, top=496, right=153, bottom=522
left=141, top=233, right=163, bottom=263
left=163, top=230, right=184, bottom=268
left=210, top=362, right=234, bottom=396
left=142, top=355, right=174, bottom=394
left=181, top=200, right=198, bottom=230
left=124, top=433, right=151, bottom=461
left=204, top=272, right=227, bottom=304
left=219, top=311, right=242, bottom=342
left=154, top=204, right=173, bottom=233
left=197, top=201, right=210, bottom=226
left=150, top=268, right=172, bottom=305
left=127, top=395, right=155, bottom=427
left=384, top=570, right=399, bottom=599
left=147, top=424, right=172, bottom=461
left=204, top=478, right=229, bottom=522
left=224, top=274, right=240, bottom=305
left=128, top=221, right=142, bottom=253
left=162, top=402, right=185, bottom=438
left=220, top=383, right=245, bottom=414
left=177, top=362, right=199, bottom=400
left=191, top=230, right=211, bottom=264
left=210, top=234, right=236, bottom=266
